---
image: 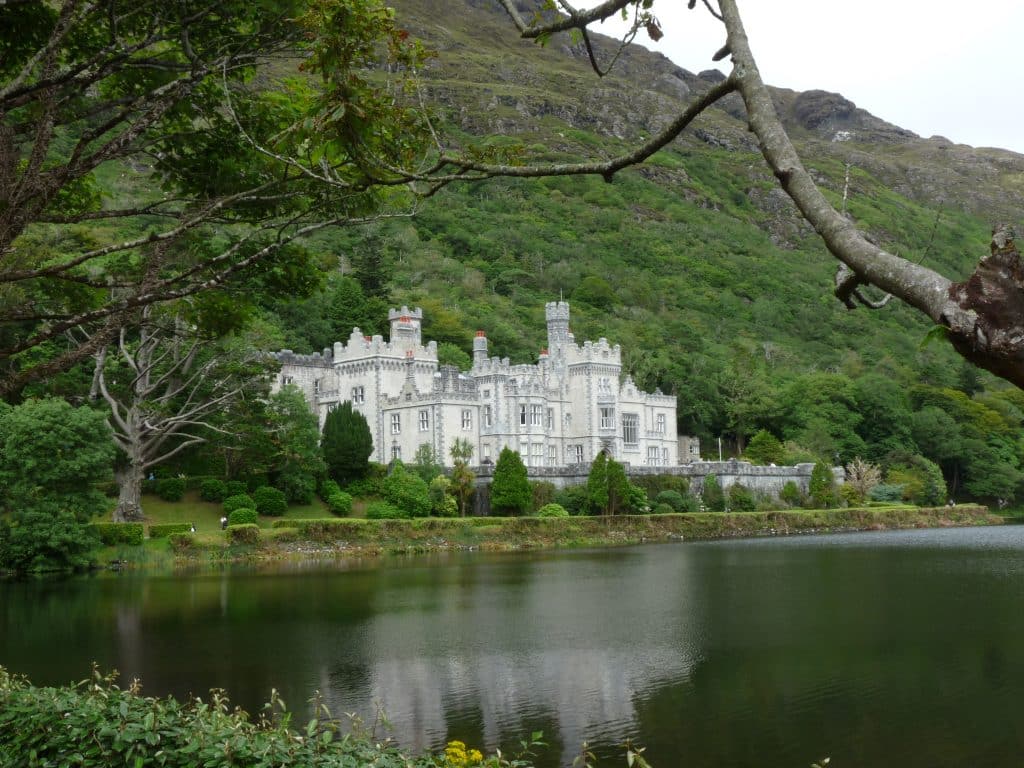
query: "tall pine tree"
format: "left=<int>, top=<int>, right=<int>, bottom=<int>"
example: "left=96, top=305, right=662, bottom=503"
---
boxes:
left=321, top=402, right=373, bottom=484
left=490, top=447, right=531, bottom=516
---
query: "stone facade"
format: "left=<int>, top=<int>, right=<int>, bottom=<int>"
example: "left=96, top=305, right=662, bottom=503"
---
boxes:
left=274, top=302, right=679, bottom=468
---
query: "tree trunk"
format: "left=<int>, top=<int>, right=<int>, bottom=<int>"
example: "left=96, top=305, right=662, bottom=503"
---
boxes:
left=113, top=456, right=145, bottom=522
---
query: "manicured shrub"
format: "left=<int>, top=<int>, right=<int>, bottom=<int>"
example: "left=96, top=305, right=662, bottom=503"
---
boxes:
left=319, top=479, right=342, bottom=500
left=536, top=503, right=569, bottom=518
left=224, top=480, right=248, bottom=498
left=226, top=523, right=260, bottom=545
left=652, top=503, right=675, bottom=515
left=227, top=507, right=258, bottom=526
left=366, top=501, right=408, bottom=519
left=148, top=523, right=191, bottom=539
left=223, top=494, right=254, bottom=514
left=252, top=486, right=287, bottom=517
left=381, top=461, right=431, bottom=518
left=155, top=477, right=186, bottom=502
left=87, top=522, right=144, bottom=546
left=491, top=448, right=530, bottom=515
left=344, top=477, right=380, bottom=497
left=199, top=478, right=227, bottom=502
left=655, top=490, right=685, bottom=512
left=728, top=482, right=757, bottom=512
left=326, top=491, right=353, bottom=516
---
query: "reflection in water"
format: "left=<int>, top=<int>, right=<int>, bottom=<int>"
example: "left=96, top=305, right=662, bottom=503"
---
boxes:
left=5, top=528, right=1024, bottom=767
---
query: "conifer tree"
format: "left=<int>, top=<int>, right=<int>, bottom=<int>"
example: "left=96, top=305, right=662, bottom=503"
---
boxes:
left=586, top=451, right=610, bottom=515
left=321, top=402, right=373, bottom=485
left=491, top=448, right=531, bottom=516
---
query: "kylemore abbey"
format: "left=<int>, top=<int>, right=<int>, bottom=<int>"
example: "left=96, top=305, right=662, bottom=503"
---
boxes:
left=274, top=301, right=686, bottom=469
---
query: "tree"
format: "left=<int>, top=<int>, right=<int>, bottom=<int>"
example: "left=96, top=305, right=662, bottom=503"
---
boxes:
left=844, top=457, right=883, bottom=505
left=585, top=451, right=610, bottom=515
left=744, top=429, right=784, bottom=465
left=809, top=462, right=837, bottom=509
left=92, top=305, right=269, bottom=521
left=0, top=0, right=434, bottom=394
left=0, top=398, right=114, bottom=521
left=321, top=401, right=373, bottom=485
left=265, top=386, right=326, bottom=504
left=490, top=1, right=1024, bottom=389
left=380, top=460, right=430, bottom=518
left=490, top=447, right=530, bottom=515
left=449, top=438, right=475, bottom=517
left=411, top=443, right=443, bottom=483
left=701, top=474, right=725, bottom=512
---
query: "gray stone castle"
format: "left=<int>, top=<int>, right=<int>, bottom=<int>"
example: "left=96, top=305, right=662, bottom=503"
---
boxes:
left=274, top=301, right=679, bottom=468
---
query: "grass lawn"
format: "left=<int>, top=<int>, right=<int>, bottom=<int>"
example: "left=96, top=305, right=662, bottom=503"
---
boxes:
left=138, top=491, right=331, bottom=532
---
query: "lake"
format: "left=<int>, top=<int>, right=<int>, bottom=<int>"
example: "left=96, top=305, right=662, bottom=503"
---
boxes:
left=3, top=526, right=1024, bottom=767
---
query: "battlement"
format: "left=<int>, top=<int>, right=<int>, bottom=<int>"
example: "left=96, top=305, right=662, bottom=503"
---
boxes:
left=273, top=350, right=332, bottom=368
left=388, top=306, right=423, bottom=322
left=545, top=301, right=570, bottom=322
left=565, top=337, right=621, bottom=366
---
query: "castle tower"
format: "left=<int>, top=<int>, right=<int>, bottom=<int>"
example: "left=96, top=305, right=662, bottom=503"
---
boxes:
left=545, top=301, right=571, bottom=351
left=473, top=330, right=488, bottom=365
left=388, top=306, right=423, bottom=347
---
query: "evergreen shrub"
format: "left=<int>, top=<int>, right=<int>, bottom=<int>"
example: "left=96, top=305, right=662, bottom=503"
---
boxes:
left=366, top=501, right=408, bottom=519
left=87, top=522, right=144, bottom=546
left=227, top=508, right=258, bottom=526
left=275, top=467, right=316, bottom=504
left=780, top=481, right=803, bottom=507
left=553, top=485, right=589, bottom=516
left=655, top=490, right=685, bottom=512
left=148, top=523, right=191, bottom=539
left=381, top=462, right=431, bottom=518
left=156, top=477, right=186, bottom=502
left=536, top=503, right=569, bottom=518
left=252, top=486, right=287, bottom=516
left=320, top=479, right=342, bottom=500
left=199, top=478, right=227, bottom=502
left=226, top=524, right=260, bottom=545
left=224, top=480, right=248, bottom=498
left=728, top=483, right=757, bottom=512
left=223, top=494, right=254, bottom=514
left=326, top=491, right=353, bottom=516
left=652, top=503, right=675, bottom=515
left=870, top=484, right=905, bottom=502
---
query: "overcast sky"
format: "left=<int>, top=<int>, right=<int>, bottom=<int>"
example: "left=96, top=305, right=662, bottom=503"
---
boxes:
left=578, top=1, right=1024, bottom=153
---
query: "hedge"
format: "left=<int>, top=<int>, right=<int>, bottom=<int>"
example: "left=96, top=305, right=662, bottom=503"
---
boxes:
left=326, top=490, right=353, bottom=516
left=199, top=478, right=227, bottom=502
left=86, top=522, right=144, bottom=546
left=252, top=486, right=287, bottom=517
left=227, top=508, right=257, bottom=526
left=148, top=523, right=192, bottom=539
left=226, top=524, right=260, bottom=545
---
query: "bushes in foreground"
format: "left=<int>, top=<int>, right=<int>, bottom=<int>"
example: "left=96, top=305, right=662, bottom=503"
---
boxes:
left=0, top=668, right=511, bottom=768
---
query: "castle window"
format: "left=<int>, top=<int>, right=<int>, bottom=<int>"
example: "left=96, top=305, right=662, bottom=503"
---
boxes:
left=484, top=405, right=492, bottom=428
left=690, top=444, right=699, bottom=455
left=313, top=379, right=320, bottom=394
left=483, top=444, right=491, bottom=460
left=663, top=447, right=670, bottom=464
left=531, top=443, right=543, bottom=465
left=391, top=444, right=401, bottom=461
left=647, top=446, right=661, bottom=466
left=572, top=444, right=584, bottom=464
left=622, top=413, right=639, bottom=445
left=656, top=413, right=666, bottom=435
left=548, top=445, right=557, bottom=466
left=351, top=386, right=365, bottom=404
left=462, top=409, right=473, bottom=430
left=531, top=404, right=543, bottom=426
left=483, top=389, right=490, bottom=399
left=546, top=408, right=554, bottom=430
left=600, top=407, right=614, bottom=429
left=598, top=377, right=611, bottom=394
left=282, top=375, right=293, bottom=386
left=419, top=410, right=429, bottom=431
left=391, top=413, right=401, bottom=434
left=519, top=405, right=527, bottom=426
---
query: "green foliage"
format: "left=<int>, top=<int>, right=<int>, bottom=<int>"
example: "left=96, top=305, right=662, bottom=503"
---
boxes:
left=252, top=486, right=288, bottom=516
left=326, top=491, right=353, bottom=516
left=870, top=484, right=905, bottom=502
left=491, top=448, right=531, bottom=515
left=655, top=490, right=685, bottom=512
left=536, top=503, right=569, bottom=518
left=366, top=501, right=409, bottom=519
left=531, top=481, right=557, bottom=510
left=779, top=481, right=803, bottom=507
left=319, top=479, right=342, bottom=500
left=155, top=477, right=187, bottom=502
left=1, top=512, right=98, bottom=574
left=411, top=443, right=444, bottom=483
left=276, top=467, right=318, bottom=505
left=224, top=480, right=248, bottom=498
left=437, top=342, right=472, bottom=370
left=652, top=503, right=675, bottom=515
left=630, top=475, right=690, bottom=498
left=381, top=461, right=431, bottom=518
left=0, top=398, right=114, bottom=522
left=227, top=508, right=258, bottom=526
left=585, top=452, right=609, bottom=514
left=167, top=533, right=196, bottom=552
left=0, top=668, right=514, bottom=768
left=553, top=485, right=589, bottom=516
left=572, top=275, right=616, bottom=309
left=86, top=522, right=144, bottom=546
left=701, top=475, right=725, bottom=512
left=322, top=401, right=374, bottom=484
left=809, top=462, right=837, bottom=508
left=148, top=524, right=192, bottom=539
left=885, top=454, right=946, bottom=506
left=744, top=430, right=785, bottom=465
left=266, top=386, right=326, bottom=503
left=728, top=482, right=757, bottom=512
left=223, top=494, right=255, bottom=514
left=449, top=438, right=476, bottom=517
left=199, top=479, right=227, bottom=502
left=226, top=524, right=260, bottom=545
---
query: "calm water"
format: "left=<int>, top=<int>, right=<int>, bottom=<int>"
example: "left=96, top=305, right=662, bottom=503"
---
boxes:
left=4, top=526, right=1024, bottom=767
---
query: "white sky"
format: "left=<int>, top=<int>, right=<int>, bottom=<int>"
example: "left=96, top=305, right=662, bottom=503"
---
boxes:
left=579, top=1, right=1024, bottom=153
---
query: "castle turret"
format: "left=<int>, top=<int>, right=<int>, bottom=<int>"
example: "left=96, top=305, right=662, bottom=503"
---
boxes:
left=545, top=301, right=571, bottom=351
left=389, top=306, right=423, bottom=347
left=473, top=330, right=488, bottom=365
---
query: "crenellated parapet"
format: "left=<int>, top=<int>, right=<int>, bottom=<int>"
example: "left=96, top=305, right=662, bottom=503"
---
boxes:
left=325, top=325, right=438, bottom=365
left=272, top=350, right=332, bottom=368
left=565, top=337, right=621, bottom=367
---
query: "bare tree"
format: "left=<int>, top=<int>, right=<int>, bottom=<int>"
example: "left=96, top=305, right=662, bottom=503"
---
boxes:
left=844, top=457, right=882, bottom=503
left=465, top=0, right=1024, bottom=389
left=92, top=305, right=269, bottom=521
